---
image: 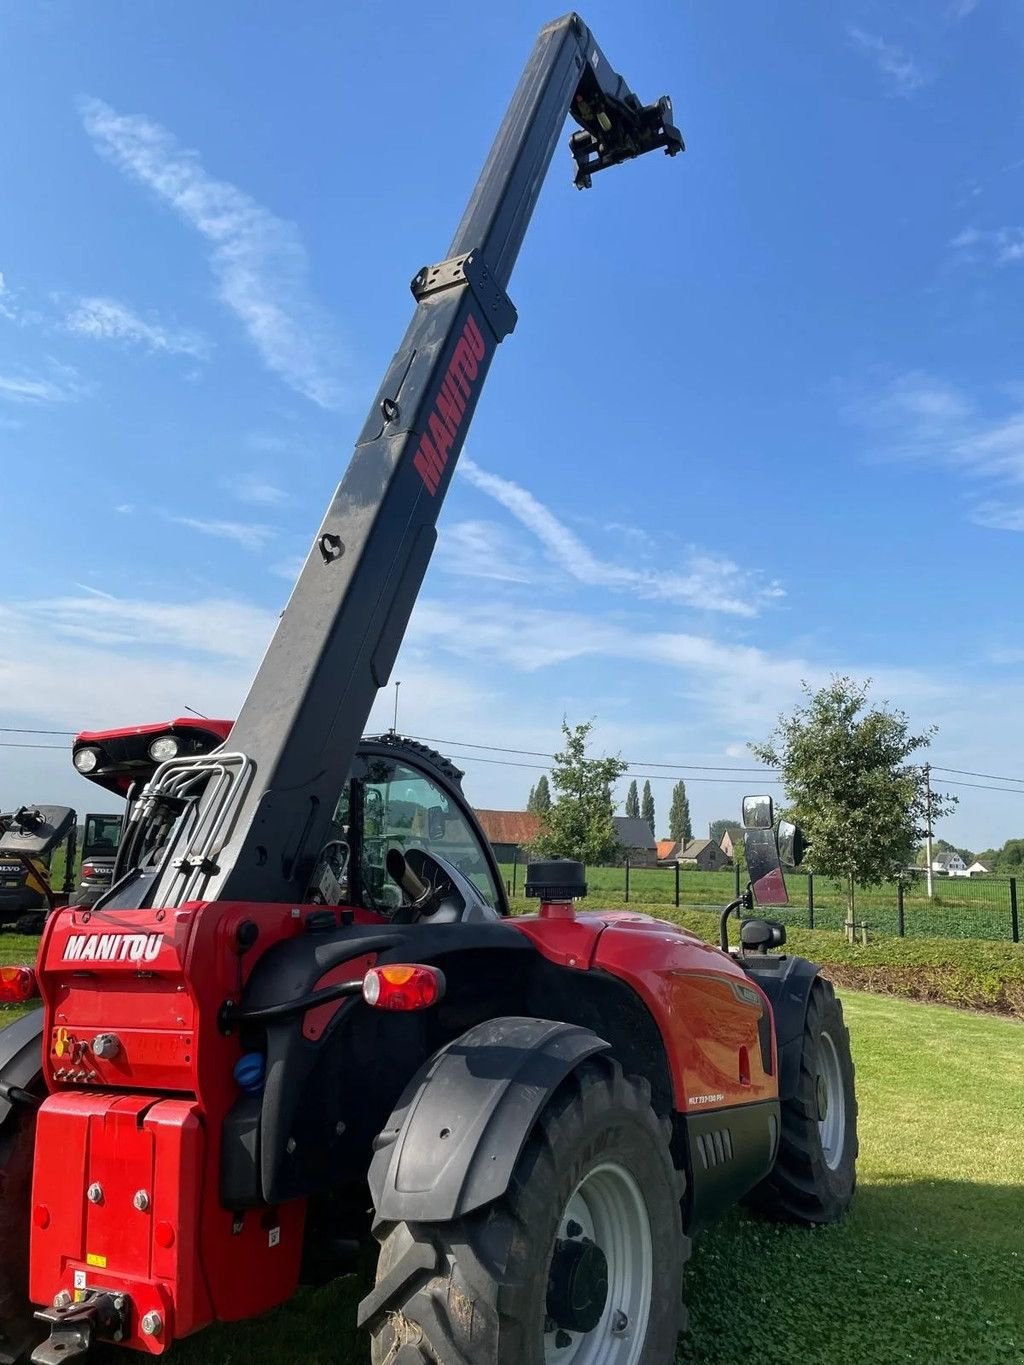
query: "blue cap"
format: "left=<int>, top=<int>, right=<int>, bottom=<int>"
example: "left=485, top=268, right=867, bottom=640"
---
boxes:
left=233, top=1051, right=265, bottom=1094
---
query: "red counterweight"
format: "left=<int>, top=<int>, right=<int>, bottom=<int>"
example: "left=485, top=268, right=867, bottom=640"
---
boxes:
left=29, top=900, right=315, bottom=1350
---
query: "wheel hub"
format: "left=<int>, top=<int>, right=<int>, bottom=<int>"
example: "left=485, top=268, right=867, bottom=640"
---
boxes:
left=546, top=1236, right=609, bottom=1334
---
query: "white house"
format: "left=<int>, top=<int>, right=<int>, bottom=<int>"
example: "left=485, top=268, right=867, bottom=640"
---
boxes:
left=966, top=859, right=993, bottom=877
left=932, top=851, right=969, bottom=877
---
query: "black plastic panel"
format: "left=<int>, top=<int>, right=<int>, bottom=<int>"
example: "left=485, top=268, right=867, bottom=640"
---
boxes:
left=683, top=1098, right=780, bottom=1235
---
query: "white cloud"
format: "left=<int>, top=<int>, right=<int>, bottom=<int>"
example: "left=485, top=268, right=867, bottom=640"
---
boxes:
left=969, top=502, right=1024, bottom=532
left=847, top=28, right=926, bottom=96
left=0, top=271, right=16, bottom=321
left=23, top=592, right=276, bottom=661
left=0, top=364, right=83, bottom=404
left=230, top=474, right=289, bottom=506
left=436, top=519, right=535, bottom=584
left=80, top=97, right=347, bottom=408
left=950, top=225, right=1024, bottom=267
left=0, top=585, right=1018, bottom=848
left=846, top=371, right=1024, bottom=524
left=168, top=515, right=276, bottom=549
left=460, top=458, right=783, bottom=616
left=64, top=295, right=208, bottom=357
left=407, top=598, right=948, bottom=740
left=270, top=554, right=305, bottom=581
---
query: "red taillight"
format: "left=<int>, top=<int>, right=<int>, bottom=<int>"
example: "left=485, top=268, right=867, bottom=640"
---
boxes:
left=0, top=966, right=38, bottom=1003
left=81, top=863, right=95, bottom=878
left=362, top=964, right=445, bottom=1011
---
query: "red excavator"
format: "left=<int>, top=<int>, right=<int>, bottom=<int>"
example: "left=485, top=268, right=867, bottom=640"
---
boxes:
left=0, top=15, right=856, bottom=1364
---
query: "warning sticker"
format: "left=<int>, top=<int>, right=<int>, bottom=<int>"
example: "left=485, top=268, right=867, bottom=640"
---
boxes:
left=86, top=1253, right=106, bottom=1268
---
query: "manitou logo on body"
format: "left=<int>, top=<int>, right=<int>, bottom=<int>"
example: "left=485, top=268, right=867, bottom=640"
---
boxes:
left=412, top=313, right=487, bottom=495
left=63, top=932, right=164, bottom=964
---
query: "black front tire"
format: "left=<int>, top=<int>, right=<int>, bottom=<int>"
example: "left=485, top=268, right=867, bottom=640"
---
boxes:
left=364, top=1056, right=690, bottom=1364
left=746, top=976, right=857, bottom=1224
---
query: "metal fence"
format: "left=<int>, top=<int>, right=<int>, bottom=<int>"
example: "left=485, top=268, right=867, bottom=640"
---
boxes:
left=501, top=857, right=1021, bottom=944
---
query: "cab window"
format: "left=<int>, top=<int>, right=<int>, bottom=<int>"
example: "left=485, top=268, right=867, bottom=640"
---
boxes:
left=83, top=814, right=123, bottom=855
left=358, top=760, right=499, bottom=915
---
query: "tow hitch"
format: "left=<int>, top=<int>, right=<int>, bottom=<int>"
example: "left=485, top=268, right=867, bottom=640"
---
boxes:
left=32, top=1291, right=130, bottom=1363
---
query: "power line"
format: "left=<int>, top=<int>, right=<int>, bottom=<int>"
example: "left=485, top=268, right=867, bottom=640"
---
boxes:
left=932, top=765, right=1024, bottom=786
left=935, top=777, right=1024, bottom=795
left=406, top=733, right=775, bottom=776
left=0, top=742, right=68, bottom=751
left=0, top=727, right=75, bottom=737
left=442, top=751, right=784, bottom=785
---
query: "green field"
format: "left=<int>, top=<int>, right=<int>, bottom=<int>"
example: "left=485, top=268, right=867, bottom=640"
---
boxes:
left=500, top=862, right=1022, bottom=942
left=2, top=984, right=1019, bottom=1363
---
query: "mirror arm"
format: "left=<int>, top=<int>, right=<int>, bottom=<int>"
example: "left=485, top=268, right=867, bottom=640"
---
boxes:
left=719, top=887, right=753, bottom=953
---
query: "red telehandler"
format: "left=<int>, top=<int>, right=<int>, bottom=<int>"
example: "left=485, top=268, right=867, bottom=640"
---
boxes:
left=0, top=14, right=856, bottom=1364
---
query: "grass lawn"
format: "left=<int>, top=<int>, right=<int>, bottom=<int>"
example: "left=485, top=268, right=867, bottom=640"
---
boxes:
left=0, top=989, right=996, bottom=1363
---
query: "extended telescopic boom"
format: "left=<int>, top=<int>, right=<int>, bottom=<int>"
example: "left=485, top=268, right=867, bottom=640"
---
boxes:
left=136, top=13, right=682, bottom=908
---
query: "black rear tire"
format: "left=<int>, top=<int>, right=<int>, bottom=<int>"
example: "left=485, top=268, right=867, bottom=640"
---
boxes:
left=0, top=1106, right=41, bottom=1362
left=12, top=913, right=44, bottom=937
left=364, top=1056, right=690, bottom=1365
left=746, top=977, right=857, bottom=1224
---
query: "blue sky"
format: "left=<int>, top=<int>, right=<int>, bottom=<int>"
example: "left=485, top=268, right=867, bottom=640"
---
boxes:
left=2, top=0, right=1023, bottom=849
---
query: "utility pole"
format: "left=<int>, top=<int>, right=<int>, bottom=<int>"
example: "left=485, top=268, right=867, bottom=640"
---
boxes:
left=924, top=763, right=933, bottom=900
left=392, top=680, right=401, bottom=735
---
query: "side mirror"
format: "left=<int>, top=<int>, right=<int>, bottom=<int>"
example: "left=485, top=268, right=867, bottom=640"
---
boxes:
left=427, top=806, right=447, bottom=841
left=777, top=820, right=808, bottom=868
left=744, top=828, right=790, bottom=906
left=742, top=795, right=774, bottom=830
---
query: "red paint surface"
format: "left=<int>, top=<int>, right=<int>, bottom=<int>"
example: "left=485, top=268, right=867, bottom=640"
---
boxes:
left=74, top=718, right=234, bottom=746
left=30, top=900, right=324, bottom=1346
left=513, top=909, right=778, bottom=1111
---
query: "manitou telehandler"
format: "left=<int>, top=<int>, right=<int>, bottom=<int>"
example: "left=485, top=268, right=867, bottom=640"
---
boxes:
left=0, top=14, right=856, bottom=1364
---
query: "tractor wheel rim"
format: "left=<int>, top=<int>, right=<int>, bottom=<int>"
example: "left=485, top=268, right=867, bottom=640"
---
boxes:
left=817, top=1030, right=847, bottom=1170
left=544, top=1161, right=653, bottom=1365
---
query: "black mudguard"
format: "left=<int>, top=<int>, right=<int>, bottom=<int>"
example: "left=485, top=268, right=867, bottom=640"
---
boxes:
left=0, top=1010, right=43, bottom=1127
left=739, top=954, right=821, bottom=1100
left=368, top=1016, right=609, bottom=1224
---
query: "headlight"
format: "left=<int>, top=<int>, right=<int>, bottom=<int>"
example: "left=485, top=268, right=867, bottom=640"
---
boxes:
left=73, top=747, right=101, bottom=774
left=148, top=735, right=180, bottom=762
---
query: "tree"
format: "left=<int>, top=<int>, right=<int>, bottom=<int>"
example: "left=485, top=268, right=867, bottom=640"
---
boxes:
left=669, top=782, right=692, bottom=844
left=996, top=839, right=1024, bottom=870
left=624, top=779, right=640, bottom=819
left=641, top=781, right=655, bottom=837
left=751, top=676, right=956, bottom=941
left=530, top=720, right=627, bottom=865
left=526, top=783, right=535, bottom=811
left=527, top=775, right=551, bottom=814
